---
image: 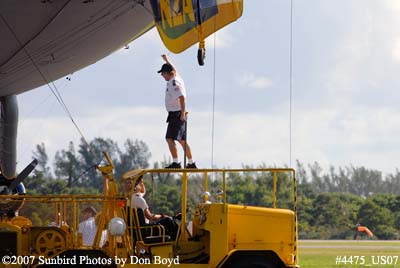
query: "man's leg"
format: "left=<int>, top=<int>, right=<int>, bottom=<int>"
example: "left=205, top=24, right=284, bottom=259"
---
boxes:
left=167, top=138, right=178, bottom=159
left=165, top=117, right=183, bottom=168
left=165, top=139, right=181, bottom=168
left=178, top=140, right=197, bottom=168
left=178, top=140, right=192, bottom=160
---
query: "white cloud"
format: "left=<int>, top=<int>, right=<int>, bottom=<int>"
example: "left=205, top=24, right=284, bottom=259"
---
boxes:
left=18, top=106, right=288, bottom=171
left=17, top=106, right=165, bottom=171
left=392, top=37, right=400, bottom=61
left=17, top=97, right=400, bottom=176
left=385, top=0, right=400, bottom=12
left=292, top=104, right=400, bottom=174
left=14, top=1, right=400, bottom=177
left=206, top=27, right=234, bottom=49
left=238, top=72, right=273, bottom=90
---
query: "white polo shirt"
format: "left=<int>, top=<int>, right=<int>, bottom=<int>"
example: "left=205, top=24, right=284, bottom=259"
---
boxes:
left=131, top=193, right=150, bottom=223
left=165, top=74, right=186, bottom=112
left=78, top=217, right=96, bottom=246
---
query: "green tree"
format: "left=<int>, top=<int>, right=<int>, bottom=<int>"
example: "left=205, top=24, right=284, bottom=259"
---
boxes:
left=78, top=137, right=119, bottom=189
left=369, top=194, right=400, bottom=213
left=308, top=193, right=363, bottom=239
left=25, top=143, right=52, bottom=194
left=115, top=139, right=151, bottom=179
left=54, top=141, right=81, bottom=187
left=349, top=166, right=383, bottom=197
left=296, top=160, right=308, bottom=185
left=32, top=143, right=51, bottom=178
left=309, top=162, right=325, bottom=192
left=384, top=171, right=400, bottom=194
left=357, top=199, right=395, bottom=239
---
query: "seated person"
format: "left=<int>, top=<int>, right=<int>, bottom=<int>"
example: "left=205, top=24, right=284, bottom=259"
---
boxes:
left=124, top=178, right=133, bottom=227
left=124, top=179, right=133, bottom=207
left=131, top=176, right=178, bottom=240
left=78, top=206, right=97, bottom=246
left=124, top=176, right=146, bottom=227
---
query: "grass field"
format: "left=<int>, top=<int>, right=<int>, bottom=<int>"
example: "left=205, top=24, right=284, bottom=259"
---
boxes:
left=299, top=240, right=400, bottom=268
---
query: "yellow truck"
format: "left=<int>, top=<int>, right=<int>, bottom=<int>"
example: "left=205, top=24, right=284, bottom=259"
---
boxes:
left=0, top=153, right=299, bottom=268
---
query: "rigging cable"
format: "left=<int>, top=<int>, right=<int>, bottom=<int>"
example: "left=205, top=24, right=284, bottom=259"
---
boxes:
left=0, top=13, right=101, bottom=166
left=4, top=1, right=130, bottom=76
left=18, top=80, right=63, bottom=165
left=210, top=26, right=217, bottom=169
left=0, top=0, right=72, bottom=69
left=289, top=0, right=294, bottom=168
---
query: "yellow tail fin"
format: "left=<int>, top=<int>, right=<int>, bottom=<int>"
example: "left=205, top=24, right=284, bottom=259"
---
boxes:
left=150, top=0, right=243, bottom=53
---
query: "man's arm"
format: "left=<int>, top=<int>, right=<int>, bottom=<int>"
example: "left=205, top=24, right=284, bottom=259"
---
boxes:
left=141, top=183, right=146, bottom=196
left=144, top=208, right=164, bottom=221
left=138, top=180, right=146, bottom=196
left=179, top=95, right=186, bottom=121
left=162, top=54, right=178, bottom=74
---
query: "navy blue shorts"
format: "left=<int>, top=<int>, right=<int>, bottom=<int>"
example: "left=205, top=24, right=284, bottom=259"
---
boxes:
left=166, top=111, right=186, bottom=141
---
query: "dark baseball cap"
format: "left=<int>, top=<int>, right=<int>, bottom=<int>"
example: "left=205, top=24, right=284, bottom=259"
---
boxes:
left=157, top=63, right=174, bottom=73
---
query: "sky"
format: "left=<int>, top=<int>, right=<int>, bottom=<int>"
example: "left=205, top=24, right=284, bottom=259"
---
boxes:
left=16, top=0, right=400, bottom=175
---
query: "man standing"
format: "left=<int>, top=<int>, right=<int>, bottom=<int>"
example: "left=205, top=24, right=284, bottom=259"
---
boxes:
left=158, top=54, right=197, bottom=169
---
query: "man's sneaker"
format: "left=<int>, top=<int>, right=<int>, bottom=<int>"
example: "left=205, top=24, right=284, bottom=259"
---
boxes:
left=186, top=163, right=197, bottom=169
left=166, top=162, right=181, bottom=169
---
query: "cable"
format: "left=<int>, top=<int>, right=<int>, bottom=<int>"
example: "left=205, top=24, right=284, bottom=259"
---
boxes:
left=289, top=0, right=294, bottom=168
left=0, top=13, right=101, bottom=166
left=70, top=164, right=98, bottom=185
left=18, top=84, right=59, bottom=165
left=3, top=1, right=131, bottom=76
left=211, top=30, right=217, bottom=169
left=0, top=0, right=72, bottom=69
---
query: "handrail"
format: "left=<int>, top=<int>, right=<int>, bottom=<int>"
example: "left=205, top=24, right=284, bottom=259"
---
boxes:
left=122, top=168, right=296, bottom=177
left=121, top=168, right=296, bottom=209
left=121, top=168, right=297, bottom=243
left=0, top=167, right=297, bottom=258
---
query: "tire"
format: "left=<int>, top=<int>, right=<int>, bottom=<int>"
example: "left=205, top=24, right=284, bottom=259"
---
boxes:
left=197, top=48, right=205, bottom=66
left=229, top=256, right=279, bottom=268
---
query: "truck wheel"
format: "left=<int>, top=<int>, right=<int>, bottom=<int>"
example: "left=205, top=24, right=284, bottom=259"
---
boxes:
left=197, top=48, right=205, bottom=66
left=229, top=256, right=278, bottom=268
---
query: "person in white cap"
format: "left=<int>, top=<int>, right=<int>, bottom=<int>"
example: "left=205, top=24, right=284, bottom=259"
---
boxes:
left=158, top=54, right=197, bottom=169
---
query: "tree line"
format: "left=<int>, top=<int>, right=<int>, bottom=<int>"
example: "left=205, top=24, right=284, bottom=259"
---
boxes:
left=24, top=137, right=400, bottom=239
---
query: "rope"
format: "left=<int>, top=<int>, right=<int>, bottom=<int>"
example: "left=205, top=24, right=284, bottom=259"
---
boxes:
left=18, top=81, right=61, bottom=165
left=0, top=0, right=72, bottom=68
left=289, top=4, right=297, bottom=264
left=70, top=163, right=98, bottom=185
left=210, top=28, right=217, bottom=169
left=0, top=13, right=101, bottom=166
left=3, top=1, right=132, bottom=79
left=289, top=0, right=294, bottom=168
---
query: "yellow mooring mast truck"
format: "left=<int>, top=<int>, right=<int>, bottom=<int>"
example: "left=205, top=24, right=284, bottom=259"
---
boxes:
left=0, top=153, right=299, bottom=268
